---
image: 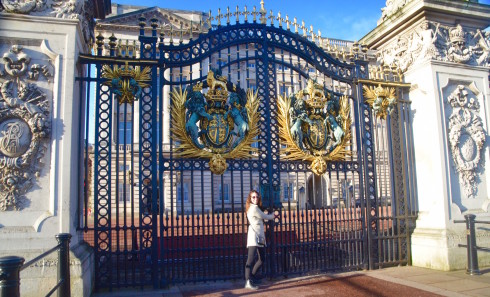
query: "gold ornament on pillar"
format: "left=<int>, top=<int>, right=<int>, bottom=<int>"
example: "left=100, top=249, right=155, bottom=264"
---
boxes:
left=102, top=62, right=151, bottom=105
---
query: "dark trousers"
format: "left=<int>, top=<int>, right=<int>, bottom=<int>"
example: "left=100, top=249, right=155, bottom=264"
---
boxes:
left=245, top=246, right=265, bottom=280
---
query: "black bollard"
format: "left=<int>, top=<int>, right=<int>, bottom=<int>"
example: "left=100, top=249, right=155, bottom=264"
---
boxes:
left=464, top=214, right=481, bottom=275
left=0, top=256, right=25, bottom=297
left=56, top=233, right=72, bottom=297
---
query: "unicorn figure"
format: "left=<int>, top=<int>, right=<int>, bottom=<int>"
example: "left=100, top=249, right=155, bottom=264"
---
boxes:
left=226, top=92, right=249, bottom=146
left=325, top=99, right=344, bottom=151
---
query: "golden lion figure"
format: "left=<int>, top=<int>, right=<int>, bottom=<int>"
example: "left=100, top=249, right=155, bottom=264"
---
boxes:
left=207, top=69, right=228, bottom=91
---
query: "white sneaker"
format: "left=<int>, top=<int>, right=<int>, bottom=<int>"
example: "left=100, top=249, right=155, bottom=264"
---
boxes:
left=245, top=280, right=258, bottom=290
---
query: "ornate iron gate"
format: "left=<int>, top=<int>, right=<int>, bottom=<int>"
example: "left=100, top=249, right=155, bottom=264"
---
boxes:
left=79, top=8, right=417, bottom=291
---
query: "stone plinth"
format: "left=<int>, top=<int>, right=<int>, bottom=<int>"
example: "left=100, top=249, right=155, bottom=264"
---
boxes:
left=0, top=0, right=109, bottom=294
left=361, top=0, right=490, bottom=270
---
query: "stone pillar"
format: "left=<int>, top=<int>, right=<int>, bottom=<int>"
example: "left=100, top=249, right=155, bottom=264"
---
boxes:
left=0, top=1, right=109, bottom=296
left=361, top=0, right=490, bottom=270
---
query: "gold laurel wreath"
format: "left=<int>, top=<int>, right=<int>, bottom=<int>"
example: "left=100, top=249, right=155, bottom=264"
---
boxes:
left=362, top=85, right=396, bottom=120
left=277, top=94, right=352, bottom=164
left=170, top=87, right=260, bottom=159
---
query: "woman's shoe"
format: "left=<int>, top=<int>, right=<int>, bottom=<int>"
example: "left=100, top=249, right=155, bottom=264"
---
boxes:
left=245, top=280, right=258, bottom=290
left=250, top=274, right=262, bottom=285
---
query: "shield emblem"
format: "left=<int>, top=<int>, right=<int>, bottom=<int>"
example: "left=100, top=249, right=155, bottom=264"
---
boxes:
left=206, top=113, right=230, bottom=146
left=307, top=118, right=328, bottom=150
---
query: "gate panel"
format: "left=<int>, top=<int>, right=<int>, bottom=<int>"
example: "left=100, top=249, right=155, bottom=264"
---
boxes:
left=79, top=10, right=415, bottom=291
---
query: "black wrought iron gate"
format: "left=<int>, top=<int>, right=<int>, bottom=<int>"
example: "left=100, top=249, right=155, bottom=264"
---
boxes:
left=79, top=10, right=417, bottom=291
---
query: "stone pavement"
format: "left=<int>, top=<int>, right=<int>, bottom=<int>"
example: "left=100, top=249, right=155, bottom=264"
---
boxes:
left=92, top=266, right=490, bottom=297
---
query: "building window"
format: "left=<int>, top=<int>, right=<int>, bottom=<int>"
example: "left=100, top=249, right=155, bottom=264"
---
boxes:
left=277, top=65, right=289, bottom=72
left=118, top=121, right=132, bottom=144
left=251, top=136, right=259, bottom=149
left=177, top=182, right=189, bottom=202
left=252, top=180, right=260, bottom=192
left=118, top=184, right=131, bottom=202
left=247, top=62, right=255, bottom=68
left=279, top=85, right=290, bottom=96
left=218, top=183, right=230, bottom=202
left=249, top=83, right=257, bottom=91
left=118, top=164, right=130, bottom=171
left=217, top=60, right=226, bottom=67
left=282, top=182, right=295, bottom=201
left=174, top=76, right=188, bottom=82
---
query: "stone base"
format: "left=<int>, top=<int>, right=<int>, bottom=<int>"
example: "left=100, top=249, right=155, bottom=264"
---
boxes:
left=0, top=241, right=94, bottom=297
left=412, top=227, right=490, bottom=271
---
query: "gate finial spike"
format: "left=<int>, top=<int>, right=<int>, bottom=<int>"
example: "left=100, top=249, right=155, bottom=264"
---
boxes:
left=244, top=5, right=248, bottom=22
left=217, top=8, right=222, bottom=26
left=207, top=10, right=212, bottom=28
left=259, top=0, right=267, bottom=24
left=285, top=15, right=290, bottom=30
left=235, top=5, right=240, bottom=23
left=159, top=26, right=165, bottom=47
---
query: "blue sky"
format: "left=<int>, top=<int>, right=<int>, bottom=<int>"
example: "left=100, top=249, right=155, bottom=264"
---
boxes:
left=112, top=0, right=388, bottom=41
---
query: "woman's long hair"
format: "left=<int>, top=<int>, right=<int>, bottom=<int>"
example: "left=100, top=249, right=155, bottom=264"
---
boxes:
left=245, top=190, right=262, bottom=212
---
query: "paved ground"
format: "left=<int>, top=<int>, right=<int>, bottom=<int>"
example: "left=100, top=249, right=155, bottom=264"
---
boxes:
left=92, top=266, right=490, bottom=297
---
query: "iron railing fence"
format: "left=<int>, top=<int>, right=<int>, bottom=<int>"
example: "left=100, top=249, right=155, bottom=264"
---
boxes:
left=455, top=214, right=490, bottom=275
left=0, top=234, right=71, bottom=297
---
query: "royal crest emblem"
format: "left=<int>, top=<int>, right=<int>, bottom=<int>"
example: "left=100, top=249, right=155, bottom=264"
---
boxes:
left=278, top=79, right=351, bottom=175
left=102, top=62, right=151, bottom=105
left=171, top=69, right=260, bottom=175
left=362, top=84, right=397, bottom=120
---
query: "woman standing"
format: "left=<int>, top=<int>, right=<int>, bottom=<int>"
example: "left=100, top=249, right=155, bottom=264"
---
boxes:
left=244, top=190, right=274, bottom=290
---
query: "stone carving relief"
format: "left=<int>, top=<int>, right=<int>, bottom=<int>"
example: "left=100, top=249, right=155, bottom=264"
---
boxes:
left=0, top=0, right=96, bottom=44
left=377, top=22, right=490, bottom=74
left=446, top=84, right=485, bottom=198
left=0, top=45, right=51, bottom=211
left=379, top=0, right=412, bottom=23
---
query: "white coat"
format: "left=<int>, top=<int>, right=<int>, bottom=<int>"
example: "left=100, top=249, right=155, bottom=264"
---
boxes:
left=246, top=204, right=274, bottom=247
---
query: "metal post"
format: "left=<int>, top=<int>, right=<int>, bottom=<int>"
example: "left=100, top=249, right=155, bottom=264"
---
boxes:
left=0, top=256, right=25, bottom=297
left=56, top=233, right=72, bottom=297
left=464, top=214, right=480, bottom=275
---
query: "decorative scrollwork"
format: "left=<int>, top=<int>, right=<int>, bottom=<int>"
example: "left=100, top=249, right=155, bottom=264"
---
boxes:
left=363, top=84, right=397, bottom=120
left=170, top=69, right=260, bottom=175
left=278, top=79, right=351, bottom=175
left=0, top=45, right=51, bottom=211
left=447, top=84, right=486, bottom=198
left=102, top=63, right=151, bottom=105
